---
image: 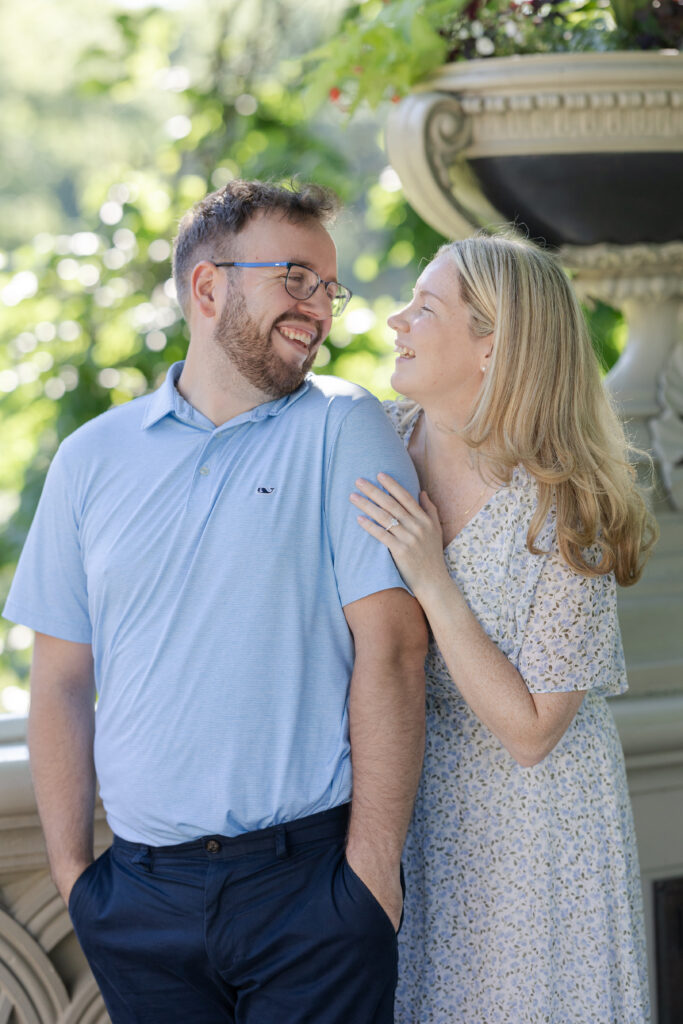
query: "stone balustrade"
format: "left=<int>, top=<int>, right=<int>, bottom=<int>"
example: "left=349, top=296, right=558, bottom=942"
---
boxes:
left=1, top=695, right=683, bottom=1021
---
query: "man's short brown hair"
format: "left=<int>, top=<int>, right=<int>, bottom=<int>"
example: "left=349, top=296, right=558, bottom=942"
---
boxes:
left=172, top=179, right=340, bottom=319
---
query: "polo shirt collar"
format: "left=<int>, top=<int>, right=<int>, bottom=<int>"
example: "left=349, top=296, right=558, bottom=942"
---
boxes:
left=141, top=360, right=312, bottom=431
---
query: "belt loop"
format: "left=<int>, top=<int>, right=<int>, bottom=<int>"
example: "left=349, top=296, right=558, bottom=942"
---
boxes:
left=131, top=845, right=152, bottom=871
left=275, top=826, right=288, bottom=859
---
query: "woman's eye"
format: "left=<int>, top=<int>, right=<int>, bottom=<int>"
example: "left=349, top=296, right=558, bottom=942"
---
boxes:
left=421, top=306, right=433, bottom=314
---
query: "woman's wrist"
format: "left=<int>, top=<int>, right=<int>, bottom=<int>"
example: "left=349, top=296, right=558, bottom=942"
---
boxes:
left=414, top=566, right=459, bottom=613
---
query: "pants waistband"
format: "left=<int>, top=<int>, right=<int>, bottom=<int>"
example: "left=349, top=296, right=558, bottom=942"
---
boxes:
left=112, top=803, right=350, bottom=861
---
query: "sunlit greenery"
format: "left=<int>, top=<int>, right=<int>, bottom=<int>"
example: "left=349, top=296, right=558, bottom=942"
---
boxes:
left=0, top=0, right=627, bottom=711
left=305, top=0, right=680, bottom=111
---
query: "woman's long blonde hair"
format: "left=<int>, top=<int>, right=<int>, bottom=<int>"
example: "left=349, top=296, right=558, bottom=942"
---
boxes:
left=436, top=234, right=657, bottom=586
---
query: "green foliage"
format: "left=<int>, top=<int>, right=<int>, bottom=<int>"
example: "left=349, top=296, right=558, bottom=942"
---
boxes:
left=304, top=0, right=680, bottom=110
left=0, top=0, right=629, bottom=711
left=304, top=0, right=450, bottom=111
left=439, top=0, right=681, bottom=60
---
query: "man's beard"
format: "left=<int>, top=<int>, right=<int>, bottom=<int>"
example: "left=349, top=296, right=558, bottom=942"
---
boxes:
left=213, top=287, right=319, bottom=399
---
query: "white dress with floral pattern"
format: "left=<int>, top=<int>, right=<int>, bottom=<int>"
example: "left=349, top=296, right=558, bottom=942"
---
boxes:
left=386, top=402, right=650, bottom=1024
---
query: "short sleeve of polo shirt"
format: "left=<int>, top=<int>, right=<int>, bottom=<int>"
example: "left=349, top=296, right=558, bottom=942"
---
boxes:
left=3, top=445, right=92, bottom=643
left=323, top=394, right=419, bottom=607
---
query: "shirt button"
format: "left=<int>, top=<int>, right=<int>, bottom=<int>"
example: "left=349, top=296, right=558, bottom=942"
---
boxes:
left=205, top=839, right=221, bottom=853
left=199, top=464, right=210, bottom=476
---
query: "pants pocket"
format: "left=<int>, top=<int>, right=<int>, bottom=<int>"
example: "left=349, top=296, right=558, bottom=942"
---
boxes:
left=342, top=856, right=400, bottom=939
left=68, top=843, right=111, bottom=933
left=68, top=851, right=108, bottom=921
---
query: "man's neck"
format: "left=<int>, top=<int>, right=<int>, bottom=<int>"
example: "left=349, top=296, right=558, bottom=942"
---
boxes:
left=177, top=345, right=275, bottom=427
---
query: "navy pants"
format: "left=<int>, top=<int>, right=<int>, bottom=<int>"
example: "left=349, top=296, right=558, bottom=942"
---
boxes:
left=68, top=805, right=400, bottom=1023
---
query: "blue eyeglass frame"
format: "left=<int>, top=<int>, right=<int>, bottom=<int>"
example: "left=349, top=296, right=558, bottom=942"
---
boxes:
left=210, top=261, right=352, bottom=316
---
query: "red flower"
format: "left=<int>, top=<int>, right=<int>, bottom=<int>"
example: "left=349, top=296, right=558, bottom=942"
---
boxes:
left=329, top=87, right=341, bottom=102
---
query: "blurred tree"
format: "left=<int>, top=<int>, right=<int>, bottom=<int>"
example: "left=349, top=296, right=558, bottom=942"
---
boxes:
left=0, top=0, right=624, bottom=707
left=0, top=0, right=445, bottom=706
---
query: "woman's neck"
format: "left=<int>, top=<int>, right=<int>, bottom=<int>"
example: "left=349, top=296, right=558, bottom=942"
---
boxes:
left=409, top=408, right=498, bottom=545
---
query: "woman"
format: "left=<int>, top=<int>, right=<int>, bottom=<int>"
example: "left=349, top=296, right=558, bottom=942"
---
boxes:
left=350, top=236, right=656, bottom=1024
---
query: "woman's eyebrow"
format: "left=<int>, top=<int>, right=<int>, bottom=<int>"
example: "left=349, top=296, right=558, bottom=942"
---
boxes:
left=413, top=287, right=447, bottom=305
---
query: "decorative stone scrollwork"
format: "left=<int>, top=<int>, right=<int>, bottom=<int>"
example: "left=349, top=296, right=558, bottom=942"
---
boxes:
left=561, top=242, right=683, bottom=306
left=13, top=874, right=76, bottom=955
left=386, top=92, right=507, bottom=240
left=424, top=100, right=470, bottom=193
left=5, top=867, right=110, bottom=1023
left=652, top=343, right=683, bottom=511
left=418, top=51, right=683, bottom=160
left=462, top=87, right=683, bottom=158
left=0, top=908, right=68, bottom=1023
left=59, top=978, right=109, bottom=1024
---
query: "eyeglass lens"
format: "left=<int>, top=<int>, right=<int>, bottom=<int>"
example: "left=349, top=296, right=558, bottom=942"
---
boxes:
left=285, top=265, right=350, bottom=316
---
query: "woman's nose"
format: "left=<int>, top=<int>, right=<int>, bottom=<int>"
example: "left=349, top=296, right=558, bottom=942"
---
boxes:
left=387, top=309, right=409, bottom=332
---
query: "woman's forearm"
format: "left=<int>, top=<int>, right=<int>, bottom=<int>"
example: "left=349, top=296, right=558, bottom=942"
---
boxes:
left=417, top=575, right=583, bottom=765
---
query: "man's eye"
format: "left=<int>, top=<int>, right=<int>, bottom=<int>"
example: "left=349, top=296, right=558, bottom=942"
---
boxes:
left=288, top=271, right=307, bottom=285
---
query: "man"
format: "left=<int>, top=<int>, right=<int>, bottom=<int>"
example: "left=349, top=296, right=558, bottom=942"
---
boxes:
left=3, top=180, right=427, bottom=1022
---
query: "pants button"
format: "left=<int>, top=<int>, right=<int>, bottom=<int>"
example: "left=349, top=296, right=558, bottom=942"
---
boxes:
left=205, top=839, right=221, bottom=853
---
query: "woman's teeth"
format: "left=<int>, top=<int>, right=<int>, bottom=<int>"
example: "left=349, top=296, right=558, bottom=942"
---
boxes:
left=396, top=345, right=415, bottom=359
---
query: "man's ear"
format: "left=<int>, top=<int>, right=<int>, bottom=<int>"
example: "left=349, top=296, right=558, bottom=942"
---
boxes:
left=191, top=261, right=222, bottom=320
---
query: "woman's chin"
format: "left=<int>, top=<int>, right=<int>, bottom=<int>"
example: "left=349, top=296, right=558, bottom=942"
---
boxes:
left=390, top=368, right=417, bottom=401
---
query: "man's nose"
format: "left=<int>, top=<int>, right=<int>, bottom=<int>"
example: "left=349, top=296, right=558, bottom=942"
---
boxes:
left=295, top=284, right=333, bottom=320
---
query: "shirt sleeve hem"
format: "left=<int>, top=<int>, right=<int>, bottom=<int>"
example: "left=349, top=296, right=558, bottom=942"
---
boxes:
left=339, top=578, right=413, bottom=609
left=2, top=600, right=92, bottom=644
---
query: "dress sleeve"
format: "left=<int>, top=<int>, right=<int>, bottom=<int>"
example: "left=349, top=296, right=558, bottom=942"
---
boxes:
left=2, top=445, right=92, bottom=643
left=517, top=547, right=627, bottom=696
left=382, top=398, right=419, bottom=444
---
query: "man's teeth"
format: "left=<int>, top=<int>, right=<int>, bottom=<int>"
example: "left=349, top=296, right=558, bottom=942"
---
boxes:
left=279, top=326, right=313, bottom=344
left=397, top=345, right=415, bottom=359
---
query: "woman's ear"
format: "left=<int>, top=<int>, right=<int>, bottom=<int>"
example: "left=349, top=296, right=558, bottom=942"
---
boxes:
left=480, top=338, right=494, bottom=374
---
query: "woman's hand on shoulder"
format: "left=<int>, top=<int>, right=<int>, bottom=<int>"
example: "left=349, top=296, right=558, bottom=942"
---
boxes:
left=350, top=473, right=450, bottom=600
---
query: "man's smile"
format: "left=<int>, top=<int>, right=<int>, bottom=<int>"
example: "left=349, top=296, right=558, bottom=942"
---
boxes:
left=275, top=318, right=320, bottom=355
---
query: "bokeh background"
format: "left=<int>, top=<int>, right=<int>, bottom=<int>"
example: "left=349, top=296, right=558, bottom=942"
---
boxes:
left=0, top=0, right=627, bottom=711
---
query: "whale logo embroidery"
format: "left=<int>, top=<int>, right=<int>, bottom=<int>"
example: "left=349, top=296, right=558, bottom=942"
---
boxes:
left=257, top=487, right=275, bottom=494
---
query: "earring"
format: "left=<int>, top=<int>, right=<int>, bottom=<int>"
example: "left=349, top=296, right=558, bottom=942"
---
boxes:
left=481, top=365, right=487, bottom=373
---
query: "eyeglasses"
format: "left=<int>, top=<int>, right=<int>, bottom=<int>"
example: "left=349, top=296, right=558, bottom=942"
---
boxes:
left=211, top=261, right=352, bottom=317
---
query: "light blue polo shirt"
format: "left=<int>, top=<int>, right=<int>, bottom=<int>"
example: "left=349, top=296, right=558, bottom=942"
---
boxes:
left=4, top=362, right=418, bottom=846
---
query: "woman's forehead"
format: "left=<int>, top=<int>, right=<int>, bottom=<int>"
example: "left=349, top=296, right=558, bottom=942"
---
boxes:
left=415, top=256, right=458, bottom=300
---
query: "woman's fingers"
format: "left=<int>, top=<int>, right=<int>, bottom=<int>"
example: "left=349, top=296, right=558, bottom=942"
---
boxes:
left=377, top=473, right=424, bottom=514
left=355, top=514, right=396, bottom=548
left=350, top=491, right=406, bottom=534
left=354, top=475, right=426, bottom=524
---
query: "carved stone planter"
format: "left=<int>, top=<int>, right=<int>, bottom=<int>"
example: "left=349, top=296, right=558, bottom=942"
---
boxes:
left=386, top=52, right=683, bottom=244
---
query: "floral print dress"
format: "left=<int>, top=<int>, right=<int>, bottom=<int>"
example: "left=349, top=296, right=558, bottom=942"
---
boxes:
left=386, top=402, right=650, bottom=1024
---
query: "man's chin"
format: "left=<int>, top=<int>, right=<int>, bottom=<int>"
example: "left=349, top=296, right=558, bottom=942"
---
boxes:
left=263, top=359, right=311, bottom=399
